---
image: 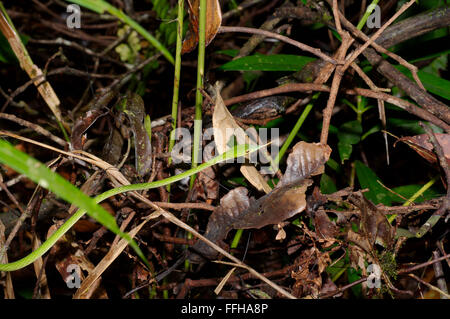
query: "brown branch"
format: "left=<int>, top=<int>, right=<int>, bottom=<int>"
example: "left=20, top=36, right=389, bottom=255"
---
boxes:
left=320, top=2, right=353, bottom=144
left=151, top=202, right=215, bottom=211
left=223, top=83, right=450, bottom=132
left=398, top=253, right=450, bottom=274
left=319, top=277, right=368, bottom=299
left=408, top=273, right=450, bottom=298
left=218, top=26, right=337, bottom=64
left=421, top=123, right=450, bottom=219
left=341, top=0, right=417, bottom=72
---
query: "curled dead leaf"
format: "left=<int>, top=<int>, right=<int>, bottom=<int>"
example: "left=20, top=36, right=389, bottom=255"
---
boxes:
left=277, top=142, right=332, bottom=188
left=189, top=140, right=332, bottom=262
left=395, top=133, right=450, bottom=166
left=213, top=83, right=271, bottom=193
left=182, top=0, right=222, bottom=54
left=349, top=192, right=394, bottom=250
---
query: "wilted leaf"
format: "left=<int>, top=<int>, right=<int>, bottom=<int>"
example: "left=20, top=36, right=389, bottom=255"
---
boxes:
left=197, top=166, right=219, bottom=200
left=314, top=209, right=338, bottom=240
left=349, top=192, right=394, bottom=249
left=213, top=85, right=272, bottom=193
left=277, top=142, right=331, bottom=188
left=396, top=133, right=450, bottom=166
left=190, top=140, right=331, bottom=262
left=190, top=187, right=251, bottom=261
left=71, top=91, right=117, bottom=150
left=234, top=180, right=312, bottom=229
left=292, top=247, right=331, bottom=298
left=182, top=0, right=222, bottom=54
left=71, top=110, right=107, bottom=150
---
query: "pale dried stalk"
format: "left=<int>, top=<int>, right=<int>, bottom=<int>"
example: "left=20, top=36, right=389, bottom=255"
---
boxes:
left=0, top=131, right=296, bottom=299
left=0, top=9, right=67, bottom=131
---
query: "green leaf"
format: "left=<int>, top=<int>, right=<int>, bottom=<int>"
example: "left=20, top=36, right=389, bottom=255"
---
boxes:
left=355, top=160, right=392, bottom=206
left=215, top=49, right=239, bottom=57
left=219, top=54, right=317, bottom=71
left=388, top=118, right=444, bottom=135
left=361, top=125, right=380, bottom=141
left=396, top=66, right=450, bottom=100
left=337, top=121, right=362, bottom=145
left=391, top=184, right=442, bottom=203
left=320, top=174, right=337, bottom=194
left=337, top=141, right=353, bottom=163
left=348, top=267, right=362, bottom=298
left=326, top=158, right=341, bottom=173
left=0, top=139, right=148, bottom=264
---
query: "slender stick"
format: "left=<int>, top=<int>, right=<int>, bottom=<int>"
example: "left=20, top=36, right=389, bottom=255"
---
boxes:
left=218, top=26, right=337, bottom=64
left=342, top=0, right=416, bottom=72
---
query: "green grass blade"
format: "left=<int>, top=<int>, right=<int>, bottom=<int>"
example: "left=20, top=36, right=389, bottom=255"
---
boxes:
left=0, top=139, right=148, bottom=267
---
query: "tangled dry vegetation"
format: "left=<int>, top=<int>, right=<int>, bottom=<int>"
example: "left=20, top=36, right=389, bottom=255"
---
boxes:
left=0, top=0, right=449, bottom=299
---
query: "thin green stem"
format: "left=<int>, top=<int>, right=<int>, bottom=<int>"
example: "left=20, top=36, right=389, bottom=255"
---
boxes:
left=167, top=0, right=184, bottom=197
left=273, top=93, right=319, bottom=167
left=190, top=0, right=207, bottom=188
left=168, top=0, right=184, bottom=164
left=231, top=229, right=244, bottom=249
left=0, top=144, right=259, bottom=271
left=356, top=0, right=380, bottom=30
left=388, top=175, right=439, bottom=223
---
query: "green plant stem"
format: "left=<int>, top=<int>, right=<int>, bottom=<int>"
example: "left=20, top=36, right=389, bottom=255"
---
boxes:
left=231, top=229, right=244, bottom=249
left=168, top=0, right=184, bottom=164
left=167, top=0, right=184, bottom=197
left=273, top=93, right=318, bottom=167
left=388, top=175, right=439, bottom=223
left=190, top=0, right=207, bottom=188
left=0, top=144, right=260, bottom=271
left=356, top=0, right=380, bottom=30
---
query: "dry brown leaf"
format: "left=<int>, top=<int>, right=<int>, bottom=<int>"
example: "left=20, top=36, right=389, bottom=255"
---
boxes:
left=314, top=209, right=338, bottom=240
left=396, top=133, right=450, bottom=166
left=190, top=140, right=332, bottom=262
left=197, top=166, right=219, bottom=200
left=349, top=192, right=394, bottom=249
left=214, top=267, right=236, bottom=295
left=291, top=247, right=331, bottom=298
left=182, top=0, right=222, bottom=54
left=277, top=141, right=332, bottom=188
left=213, top=84, right=271, bottom=193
